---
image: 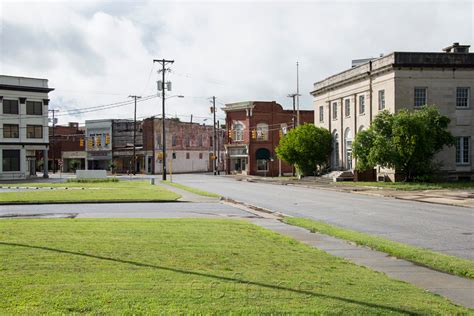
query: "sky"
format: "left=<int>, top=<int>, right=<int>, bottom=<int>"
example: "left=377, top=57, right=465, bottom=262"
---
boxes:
left=0, top=0, right=473, bottom=126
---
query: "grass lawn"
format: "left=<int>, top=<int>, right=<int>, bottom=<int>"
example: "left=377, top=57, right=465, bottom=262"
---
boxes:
left=162, top=180, right=222, bottom=198
left=336, top=181, right=474, bottom=190
left=284, top=217, right=474, bottom=279
left=0, top=181, right=180, bottom=203
left=0, top=219, right=470, bottom=314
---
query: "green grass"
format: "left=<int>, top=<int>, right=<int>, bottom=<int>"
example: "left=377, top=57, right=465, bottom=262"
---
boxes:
left=284, top=217, right=474, bottom=279
left=337, top=181, right=474, bottom=190
left=0, top=181, right=180, bottom=203
left=0, top=219, right=469, bottom=314
left=162, top=180, right=222, bottom=198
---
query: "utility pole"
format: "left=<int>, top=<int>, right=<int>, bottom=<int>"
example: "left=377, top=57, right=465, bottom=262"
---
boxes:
left=217, top=120, right=220, bottom=175
left=153, top=58, right=174, bottom=181
left=129, top=95, right=141, bottom=175
left=212, top=96, right=217, bottom=175
left=296, top=61, right=300, bottom=126
left=48, top=109, right=59, bottom=174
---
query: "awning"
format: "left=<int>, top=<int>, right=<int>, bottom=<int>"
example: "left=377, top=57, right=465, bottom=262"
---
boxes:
left=255, top=148, right=270, bottom=160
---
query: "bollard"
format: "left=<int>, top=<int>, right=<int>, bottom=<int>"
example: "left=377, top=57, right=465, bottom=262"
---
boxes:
left=150, top=178, right=155, bottom=185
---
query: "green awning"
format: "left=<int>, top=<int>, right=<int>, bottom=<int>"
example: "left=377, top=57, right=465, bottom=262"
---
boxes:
left=255, top=148, right=270, bottom=160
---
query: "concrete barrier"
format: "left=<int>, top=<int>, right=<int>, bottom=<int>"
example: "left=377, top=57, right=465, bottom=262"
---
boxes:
left=76, top=170, right=107, bottom=179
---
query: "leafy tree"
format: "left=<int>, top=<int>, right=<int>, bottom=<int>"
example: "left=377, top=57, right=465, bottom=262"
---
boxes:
left=353, top=106, right=455, bottom=181
left=69, top=159, right=81, bottom=172
left=276, top=123, right=332, bottom=176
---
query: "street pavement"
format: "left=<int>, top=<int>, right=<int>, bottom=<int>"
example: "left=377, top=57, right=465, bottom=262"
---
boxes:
left=170, top=174, right=474, bottom=261
left=0, top=202, right=253, bottom=219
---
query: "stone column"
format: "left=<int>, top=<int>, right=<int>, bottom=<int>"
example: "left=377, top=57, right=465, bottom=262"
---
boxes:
left=43, top=149, right=49, bottom=178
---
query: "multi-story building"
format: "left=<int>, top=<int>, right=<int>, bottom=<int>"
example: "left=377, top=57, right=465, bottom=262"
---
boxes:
left=143, top=117, right=224, bottom=174
left=0, top=75, right=54, bottom=180
left=85, top=119, right=112, bottom=170
left=311, top=42, right=473, bottom=181
left=223, top=101, right=314, bottom=176
left=49, top=122, right=86, bottom=172
left=111, top=119, right=146, bottom=174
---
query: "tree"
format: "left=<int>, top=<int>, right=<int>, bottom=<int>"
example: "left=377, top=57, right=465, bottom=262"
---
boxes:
left=69, top=159, right=81, bottom=172
left=353, top=106, right=455, bottom=181
left=276, top=124, right=332, bottom=176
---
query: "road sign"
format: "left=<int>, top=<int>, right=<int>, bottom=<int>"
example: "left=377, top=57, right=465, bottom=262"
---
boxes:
left=58, top=159, right=63, bottom=167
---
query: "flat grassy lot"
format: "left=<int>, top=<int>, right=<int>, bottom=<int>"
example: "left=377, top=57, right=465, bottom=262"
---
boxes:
left=336, top=181, right=474, bottom=190
left=284, top=217, right=474, bottom=279
left=162, top=180, right=222, bottom=198
left=0, top=219, right=469, bottom=314
left=0, top=181, right=180, bottom=203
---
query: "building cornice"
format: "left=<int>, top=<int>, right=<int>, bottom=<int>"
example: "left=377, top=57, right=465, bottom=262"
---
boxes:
left=0, top=84, right=55, bottom=93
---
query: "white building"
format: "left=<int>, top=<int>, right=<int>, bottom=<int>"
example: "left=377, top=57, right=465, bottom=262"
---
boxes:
left=311, top=43, right=473, bottom=181
left=0, top=75, right=53, bottom=180
left=85, top=119, right=112, bottom=170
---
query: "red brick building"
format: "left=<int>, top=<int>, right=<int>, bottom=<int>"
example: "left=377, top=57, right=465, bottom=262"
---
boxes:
left=223, top=101, right=314, bottom=176
left=48, top=122, right=85, bottom=172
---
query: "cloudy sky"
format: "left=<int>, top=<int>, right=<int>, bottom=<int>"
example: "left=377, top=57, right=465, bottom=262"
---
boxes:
left=1, top=0, right=472, bottom=125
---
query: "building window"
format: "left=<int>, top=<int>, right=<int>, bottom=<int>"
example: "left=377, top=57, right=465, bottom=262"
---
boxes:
left=199, top=153, right=203, bottom=159
left=172, top=152, right=177, bottom=159
left=257, top=159, right=268, bottom=172
left=344, top=99, right=350, bottom=117
left=256, top=123, right=268, bottom=141
left=171, top=135, right=177, bottom=146
left=186, top=152, right=190, bottom=159
left=26, top=125, right=43, bottom=138
left=26, top=101, right=43, bottom=115
left=3, top=124, right=19, bottom=138
left=319, top=106, right=324, bottom=122
left=414, top=87, right=427, bottom=107
left=359, top=95, right=365, bottom=114
left=233, top=123, right=244, bottom=141
left=198, top=135, right=203, bottom=147
left=378, top=90, right=385, bottom=110
left=332, top=102, right=338, bottom=120
left=456, top=136, right=470, bottom=165
left=333, top=132, right=339, bottom=168
left=2, top=149, right=20, bottom=171
left=3, top=99, right=19, bottom=114
left=456, top=87, right=470, bottom=108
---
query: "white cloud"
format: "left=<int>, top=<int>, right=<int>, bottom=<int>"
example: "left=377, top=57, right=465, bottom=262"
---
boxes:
left=0, top=0, right=472, bottom=125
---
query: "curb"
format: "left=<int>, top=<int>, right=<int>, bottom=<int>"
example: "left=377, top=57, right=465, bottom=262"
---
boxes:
left=0, top=200, right=184, bottom=206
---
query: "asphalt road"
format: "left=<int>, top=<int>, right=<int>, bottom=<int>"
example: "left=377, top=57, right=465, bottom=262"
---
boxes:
left=0, top=202, right=253, bottom=219
left=170, top=174, right=474, bottom=260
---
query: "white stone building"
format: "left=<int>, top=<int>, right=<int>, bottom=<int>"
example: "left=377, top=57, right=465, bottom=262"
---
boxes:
left=311, top=43, right=473, bottom=181
left=0, top=75, right=53, bottom=180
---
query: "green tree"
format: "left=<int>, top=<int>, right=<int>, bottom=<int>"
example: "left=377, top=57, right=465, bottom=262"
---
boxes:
left=353, top=106, right=455, bottom=181
left=276, top=124, right=332, bottom=176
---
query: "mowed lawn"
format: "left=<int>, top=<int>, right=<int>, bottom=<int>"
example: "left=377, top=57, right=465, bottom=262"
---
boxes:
left=0, top=219, right=469, bottom=314
left=0, top=181, right=180, bottom=203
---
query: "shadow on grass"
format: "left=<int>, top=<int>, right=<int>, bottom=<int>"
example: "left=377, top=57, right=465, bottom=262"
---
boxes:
left=1, top=241, right=417, bottom=314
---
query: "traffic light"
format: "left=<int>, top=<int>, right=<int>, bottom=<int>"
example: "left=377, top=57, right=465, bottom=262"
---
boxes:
left=228, top=128, right=233, bottom=140
left=251, top=129, right=257, bottom=139
left=105, top=133, right=110, bottom=145
left=87, top=137, right=93, bottom=149
left=79, top=138, right=84, bottom=147
left=96, top=136, right=101, bottom=147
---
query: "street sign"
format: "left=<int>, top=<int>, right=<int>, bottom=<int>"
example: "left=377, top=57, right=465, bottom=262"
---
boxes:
left=58, top=159, right=63, bottom=167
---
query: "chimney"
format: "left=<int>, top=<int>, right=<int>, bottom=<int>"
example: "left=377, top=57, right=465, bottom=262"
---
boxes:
left=443, top=42, right=470, bottom=53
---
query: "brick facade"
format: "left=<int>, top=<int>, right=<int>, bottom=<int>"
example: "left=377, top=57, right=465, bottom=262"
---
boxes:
left=223, top=101, right=313, bottom=176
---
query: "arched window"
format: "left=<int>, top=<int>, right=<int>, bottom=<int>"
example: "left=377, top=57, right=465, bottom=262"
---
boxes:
left=358, top=125, right=365, bottom=133
left=233, top=123, right=244, bottom=141
left=344, top=128, right=353, bottom=170
left=256, top=123, right=269, bottom=141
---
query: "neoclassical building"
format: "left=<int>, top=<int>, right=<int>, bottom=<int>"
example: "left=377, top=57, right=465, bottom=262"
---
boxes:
left=0, top=75, right=53, bottom=180
left=311, top=43, right=473, bottom=181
